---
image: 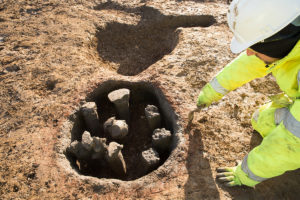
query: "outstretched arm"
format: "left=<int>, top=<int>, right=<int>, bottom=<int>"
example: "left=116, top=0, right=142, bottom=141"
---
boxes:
left=197, top=52, right=269, bottom=107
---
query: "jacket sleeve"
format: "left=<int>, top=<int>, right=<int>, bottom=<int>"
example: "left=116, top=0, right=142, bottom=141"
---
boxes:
left=197, top=52, right=269, bottom=106
left=239, top=99, right=300, bottom=186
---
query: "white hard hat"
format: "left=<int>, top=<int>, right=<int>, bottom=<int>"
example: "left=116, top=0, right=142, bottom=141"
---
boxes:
left=227, top=0, right=300, bottom=53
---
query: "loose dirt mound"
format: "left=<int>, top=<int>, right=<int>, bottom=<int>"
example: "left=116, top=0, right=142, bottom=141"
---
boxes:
left=1, top=0, right=300, bottom=199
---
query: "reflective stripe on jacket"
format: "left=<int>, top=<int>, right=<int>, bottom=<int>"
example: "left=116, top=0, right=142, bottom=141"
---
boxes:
left=198, top=40, right=300, bottom=185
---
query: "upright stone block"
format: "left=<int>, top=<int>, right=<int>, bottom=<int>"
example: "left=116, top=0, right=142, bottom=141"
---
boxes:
left=81, top=131, right=93, bottom=151
left=152, top=128, right=172, bottom=152
left=91, top=137, right=107, bottom=159
left=140, top=148, right=160, bottom=173
left=145, top=105, right=161, bottom=131
left=67, top=140, right=81, bottom=156
left=108, top=89, right=130, bottom=122
left=104, top=117, right=128, bottom=139
left=67, top=132, right=108, bottom=161
left=81, top=102, right=101, bottom=135
left=67, top=140, right=91, bottom=160
left=105, top=142, right=127, bottom=176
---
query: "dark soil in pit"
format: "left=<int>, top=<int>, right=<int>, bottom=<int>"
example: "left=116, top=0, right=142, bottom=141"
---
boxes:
left=96, top=3, right=215, bottom=75
left=67, top=81, right=174, bottom=181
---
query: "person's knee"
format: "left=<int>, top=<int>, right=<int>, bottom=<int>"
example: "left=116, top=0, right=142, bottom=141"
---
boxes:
left=251, top=103, right=278, bottom=138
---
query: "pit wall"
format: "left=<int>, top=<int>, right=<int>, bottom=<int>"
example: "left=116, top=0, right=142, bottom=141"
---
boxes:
left=56, top=80, right=184, bottom=188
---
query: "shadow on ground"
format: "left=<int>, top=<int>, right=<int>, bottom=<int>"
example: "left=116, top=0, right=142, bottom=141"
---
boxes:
left=95, top=2, right=215, bottom=76
left=184, top=126, right=220, bottom=200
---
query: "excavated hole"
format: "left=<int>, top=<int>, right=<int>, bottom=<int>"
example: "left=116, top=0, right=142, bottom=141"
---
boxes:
left=96, top=5, right=215, bottom=76
left=65, top=80, right=181, bottom=181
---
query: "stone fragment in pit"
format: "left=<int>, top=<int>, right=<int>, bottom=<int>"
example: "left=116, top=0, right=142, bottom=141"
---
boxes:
left=152, top=128, right=172, bottom=152
left=81, top=131, right=93, bottom=151
left=103, top=116, right=114, bottom=131
left=92, top=137, right=107, bottom=152
left=105, top=142, right=127, bottom=176
left=145, top=105, right=161, bottom=131
left=67, top=140, right=91, bottom=160
left=67, top=132, right=108, bottom=160
left=81, top=102, right=101, bottom=135
left=91, top=137, right=107, bottom=159
left=108, top=89, right=130, bottom=122
left=104, top=117, right=128, bottom=139
left=141, top=148, right=160, bottom=172
left=67, top=140, right=80, bottom=155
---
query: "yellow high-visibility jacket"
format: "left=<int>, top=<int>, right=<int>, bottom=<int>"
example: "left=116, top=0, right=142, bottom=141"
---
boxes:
left=198, top=40, right=300, bottom=186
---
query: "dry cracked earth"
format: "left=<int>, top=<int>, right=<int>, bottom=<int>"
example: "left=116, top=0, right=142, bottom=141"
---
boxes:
left=1, top=0, right=300, bottom=199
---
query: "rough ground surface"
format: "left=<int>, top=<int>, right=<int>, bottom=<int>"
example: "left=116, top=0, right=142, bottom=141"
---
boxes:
left=1, top=0, right=300, bottom=199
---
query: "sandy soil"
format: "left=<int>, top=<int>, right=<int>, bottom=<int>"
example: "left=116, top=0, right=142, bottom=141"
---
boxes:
left=1, top=0, right=300, bottom=199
